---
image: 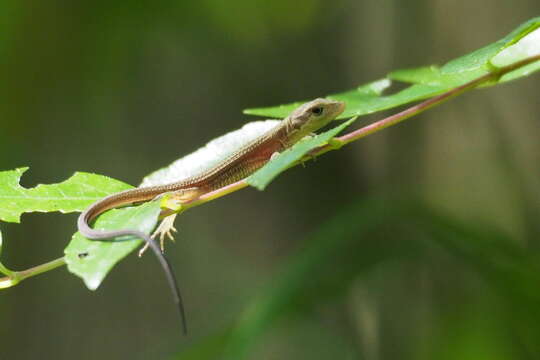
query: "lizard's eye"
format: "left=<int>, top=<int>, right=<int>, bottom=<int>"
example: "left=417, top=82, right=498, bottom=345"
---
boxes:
left=311, top=107, right=324, bottom=116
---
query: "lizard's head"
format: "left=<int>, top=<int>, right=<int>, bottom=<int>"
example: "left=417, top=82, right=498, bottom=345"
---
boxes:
left=287, top=98, right=345, bottom=135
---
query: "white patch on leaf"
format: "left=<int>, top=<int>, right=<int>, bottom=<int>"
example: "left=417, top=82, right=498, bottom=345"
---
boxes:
left=491, top=28, right=540, bottom=67
left=141, top=120, right=280, bottom=187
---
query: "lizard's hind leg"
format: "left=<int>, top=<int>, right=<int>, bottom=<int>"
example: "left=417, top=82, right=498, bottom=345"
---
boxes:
left=138, top=188, right=201, bottom=257
left=138, top=214, right=178, bottom=257
left=154, top=214, right=178, bottom=247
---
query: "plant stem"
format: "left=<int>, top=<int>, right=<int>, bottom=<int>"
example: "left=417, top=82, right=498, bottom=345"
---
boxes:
left=186, top=54, right=540, bottom=208
left=325, top=54, right=540, bottom=150
left=0, top=257, right=66, bottom=289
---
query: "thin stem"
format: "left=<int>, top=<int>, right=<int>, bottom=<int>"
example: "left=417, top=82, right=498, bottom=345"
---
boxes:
left=328, top=54, right=540, bottom=150
left=0, top=262, right=13, bottom=277
left=184, top=54, right=540, bottom=209
left=0, top=257, right=66, bottom=289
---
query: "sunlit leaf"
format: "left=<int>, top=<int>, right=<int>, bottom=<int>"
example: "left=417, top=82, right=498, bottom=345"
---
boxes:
left=0, top=167, right=130, bottom=223
left=0, top=166, right=158, bottom=289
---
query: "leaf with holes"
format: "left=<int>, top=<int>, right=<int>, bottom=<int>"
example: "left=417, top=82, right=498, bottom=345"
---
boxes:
left=0, top=167, right=130, bottom=223
left=64, top=201, right=161, bottom=290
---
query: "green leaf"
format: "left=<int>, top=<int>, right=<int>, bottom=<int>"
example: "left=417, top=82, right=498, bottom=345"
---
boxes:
left=244, top=18, right=540, bottom=120
left=64, top=201, right=161, bottom=290
left=491, top=27, right=540, bottom=83
left=243, top=78, right=393, bottom=119
left=498, top=59, right=540, bottom=83
left=0, top=167, right=157, bottom=289
left=246, top=118, right=356, bottom=190
left=244, top=78, right=456, bottom=120
left=492, top=26, right=540, bottom=66
left=442, top=16, right=540, bottom=74
left=0, top=167, right=130, bottom=223
left=388, top=65, right=484, bottom=87
left=388, top=65, right=441, bottom=84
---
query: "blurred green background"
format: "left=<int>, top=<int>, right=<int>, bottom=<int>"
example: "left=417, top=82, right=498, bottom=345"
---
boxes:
left=1, top=1, right=540, bottom=359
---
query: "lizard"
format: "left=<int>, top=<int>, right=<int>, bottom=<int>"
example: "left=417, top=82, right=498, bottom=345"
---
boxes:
left=77, top=98, right=346, bottom=334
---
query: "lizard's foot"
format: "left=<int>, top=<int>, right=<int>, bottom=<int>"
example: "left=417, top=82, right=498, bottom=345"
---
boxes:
left=154, top=214, right=179, bottom=248
left=138, top=214, right=178, bottom=257
left=138, top=188, right=200, bottom=257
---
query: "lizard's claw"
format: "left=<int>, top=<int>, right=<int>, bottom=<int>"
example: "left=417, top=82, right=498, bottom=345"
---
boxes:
left=160, top=224, right=178, bottom=242
left=138, top=214, right=179, bottom=257
left=157, top=223, right=177, bottom=251
left=138, top=243, right=150, bottom=257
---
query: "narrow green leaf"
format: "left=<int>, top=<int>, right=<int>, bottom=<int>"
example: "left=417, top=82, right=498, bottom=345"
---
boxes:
left=243, top=79, right=391, bottom=119
left=244, top=18, right=540, bottom=120
left=498, top=60, right=540, bottom=83
left=442, top=17, right=540, bottom=74
left=388, top=65, right=485, bottom=87
left=491, top=27, right=540, bottom=67
left=244, top=77, right=457, bottom=120
left=64, top=201, right=161, bottom=290
left=0, top=167, right=130, bottom=223
left=388, top=66, right=441, bottom=84
left=247, top=118, right=356, bottom=190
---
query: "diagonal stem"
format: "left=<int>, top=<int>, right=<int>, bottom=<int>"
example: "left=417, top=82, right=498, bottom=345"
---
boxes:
left=188, top=54, right=540, bottom=208
left=324, top=54, right=540, bottom=150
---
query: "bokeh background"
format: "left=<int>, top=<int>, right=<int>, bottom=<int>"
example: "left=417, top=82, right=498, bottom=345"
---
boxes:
left=1, top=1, right=539, bottom=359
